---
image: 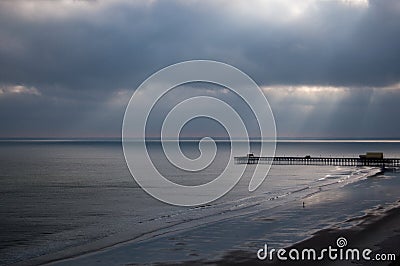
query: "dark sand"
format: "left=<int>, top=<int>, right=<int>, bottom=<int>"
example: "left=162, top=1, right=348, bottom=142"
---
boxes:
left=16, top=200, right=400, bottom=266
left=167, top=201, right=400, bottom=266
left=16, top=202, right=400, bottom=266
left=15, top=172, right=400, bottom=266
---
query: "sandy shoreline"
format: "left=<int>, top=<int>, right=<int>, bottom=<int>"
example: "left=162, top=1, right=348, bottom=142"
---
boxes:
left=195, top=200, right=400, bottom=265
left=18, top=200, right=400, bottom=266
left=11, top=170, right=400, bottom=266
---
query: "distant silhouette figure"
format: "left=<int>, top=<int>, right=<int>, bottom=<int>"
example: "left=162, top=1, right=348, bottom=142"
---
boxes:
left=302, top=201, right=305, bottom=208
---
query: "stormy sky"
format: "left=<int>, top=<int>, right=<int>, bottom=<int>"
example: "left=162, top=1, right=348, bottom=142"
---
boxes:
left=0, top=0, right=399, bottom=139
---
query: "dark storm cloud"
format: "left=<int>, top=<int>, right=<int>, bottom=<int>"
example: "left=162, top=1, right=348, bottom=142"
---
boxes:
left=1, top=0, right=399, bottom=91
left=0, top=85, right=125, bottom=138
left=0, top=0, right=399, bottom=138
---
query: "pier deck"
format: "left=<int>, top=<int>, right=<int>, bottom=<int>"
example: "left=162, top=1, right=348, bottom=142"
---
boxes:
left=234, top=156, right=400, bottom=167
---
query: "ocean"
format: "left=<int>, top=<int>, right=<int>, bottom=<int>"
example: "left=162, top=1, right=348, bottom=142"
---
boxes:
left=1, top=141, right=400, bottom=265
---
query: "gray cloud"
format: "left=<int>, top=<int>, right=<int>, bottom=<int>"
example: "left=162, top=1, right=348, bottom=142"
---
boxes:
left=263, top=84, right=400, bottom=138
left=0, top=0, right=399, bottom=138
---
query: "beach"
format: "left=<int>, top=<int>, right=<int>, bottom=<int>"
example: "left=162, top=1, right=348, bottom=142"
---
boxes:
left=16, top=201, right=400, bottom=266
left=277, top=203, right=400, bottom=266
left=1, top=141, right=400, bottom=266
left=215, top=201, right=400, bottom=266
left=179, top=200, right=400, bottom=266
left=29, top=168, right=400, bottom=266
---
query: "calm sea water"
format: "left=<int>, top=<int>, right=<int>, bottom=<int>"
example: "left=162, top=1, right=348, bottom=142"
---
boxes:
left=1, top=141, right=400, bottom=265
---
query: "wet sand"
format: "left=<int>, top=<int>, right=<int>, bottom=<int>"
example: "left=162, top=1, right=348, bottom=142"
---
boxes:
left=33, top=200, right=400, bottom=266
left=199, top=200, right=400, bottom=265
left=13, top=169, right=400, bottom=266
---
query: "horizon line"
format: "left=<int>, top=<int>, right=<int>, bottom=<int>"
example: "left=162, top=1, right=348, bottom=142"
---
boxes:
left=2, top=137, right=400, bottom=143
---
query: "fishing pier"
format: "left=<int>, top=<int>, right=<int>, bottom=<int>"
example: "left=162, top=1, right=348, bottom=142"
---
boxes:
left=234, top=152, right=400, bottom=167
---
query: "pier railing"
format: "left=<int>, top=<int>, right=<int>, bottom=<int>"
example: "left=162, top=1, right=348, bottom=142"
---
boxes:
left=234, top=156, right=400, bottom=167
